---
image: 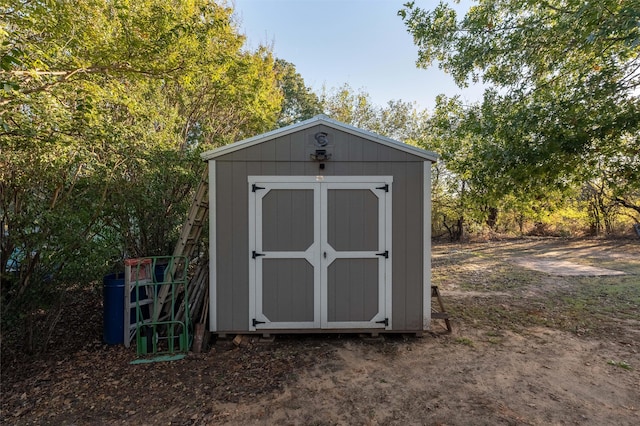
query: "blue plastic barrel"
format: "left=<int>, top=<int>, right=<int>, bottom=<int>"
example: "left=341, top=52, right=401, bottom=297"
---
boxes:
left=154, top=263, right=168, bottom=283
left=103, top=273, right=125, bottom=344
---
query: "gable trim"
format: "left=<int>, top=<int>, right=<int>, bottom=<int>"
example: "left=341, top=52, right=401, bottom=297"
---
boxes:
left=200, top=115, right=438, bottom=162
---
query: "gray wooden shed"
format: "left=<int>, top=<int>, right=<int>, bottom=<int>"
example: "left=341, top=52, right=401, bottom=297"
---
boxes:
left=200, top=115, right=438, bottom=336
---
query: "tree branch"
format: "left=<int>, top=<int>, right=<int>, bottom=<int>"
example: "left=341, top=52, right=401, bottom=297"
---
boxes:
left=539, top=2, right=578, bottom=15
left=614, top=197, right=640, bottom=215
left=1, top=63, right=185, bottom=107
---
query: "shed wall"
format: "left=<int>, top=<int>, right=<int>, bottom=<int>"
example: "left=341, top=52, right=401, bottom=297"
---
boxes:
left=214, top=125, right=426, bottom=332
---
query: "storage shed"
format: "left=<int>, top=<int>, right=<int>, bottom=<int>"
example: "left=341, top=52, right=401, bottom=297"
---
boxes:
left=200, top=115, right=438, bottom=336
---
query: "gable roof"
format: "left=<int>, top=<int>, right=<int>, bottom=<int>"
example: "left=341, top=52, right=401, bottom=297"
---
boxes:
left=200, top=114, right=438, bottom=162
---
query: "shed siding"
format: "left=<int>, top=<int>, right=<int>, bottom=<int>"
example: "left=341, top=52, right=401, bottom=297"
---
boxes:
left=215, top=161, right=234, bottom=331
left=405, top=162, right=425, bottom=330
left=214, top=125, right=426, bottom=332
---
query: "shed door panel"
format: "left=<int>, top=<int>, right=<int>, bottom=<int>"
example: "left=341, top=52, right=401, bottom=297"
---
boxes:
left=261, top=190, right=315, bottom=323
left=322, top=184, right=389, bottom=328
left=327, top=189, right=379, bottom=251
left=262, top=189, right=314, bottom=251
left=327, top=258, right=378, bottom=322
left=250, top=177, right=391, bottom=331
left=262, top=258, right=314, bottom=322
left=252, top=184, right=321, bottom=329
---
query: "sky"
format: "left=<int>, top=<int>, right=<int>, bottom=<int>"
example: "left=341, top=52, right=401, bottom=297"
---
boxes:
left=232, top=0, right=485, bottom=111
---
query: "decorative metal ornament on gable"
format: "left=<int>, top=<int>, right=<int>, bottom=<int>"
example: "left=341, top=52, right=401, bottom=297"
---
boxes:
left=310, top=131, right=332, bottom=164
left=201, top=115, right=439, bottom=336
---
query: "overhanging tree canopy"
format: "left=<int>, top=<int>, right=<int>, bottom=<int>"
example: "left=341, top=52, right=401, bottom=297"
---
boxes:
left=399, top=0, right=640, bottom=214
left=0, top=0, right=283, bottom=350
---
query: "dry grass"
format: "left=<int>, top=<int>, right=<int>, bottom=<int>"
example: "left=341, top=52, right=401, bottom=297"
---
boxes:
left=433, top=238, right=640, bottom=338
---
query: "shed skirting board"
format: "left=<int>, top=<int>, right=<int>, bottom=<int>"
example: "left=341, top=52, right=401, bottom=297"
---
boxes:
left=423, top=161, right=432, bottom=330
left=213, top=329, right=425, bottom=337
left=208, top=160, right=217, bottom=332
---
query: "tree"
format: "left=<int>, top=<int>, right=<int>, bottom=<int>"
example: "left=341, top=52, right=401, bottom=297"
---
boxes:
left=274, top=59, right=323, bottom=127
left=321, top=83, right=429, bottom=142
left=321, top=84, right=378, bottom=129
left=1, top=0, right=283, bottom=351
left=400, top=0, right=640, bottom=217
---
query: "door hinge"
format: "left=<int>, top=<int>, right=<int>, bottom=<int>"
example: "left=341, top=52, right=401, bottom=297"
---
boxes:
left=252, top=184, right=265, bottom=192
left=252, top=318, right=266, bottom=327
left=376, top=318, right=389, bottom=326
left=252, top=250, right=265, bottom=259
left=376, top=250, right=389, bottom=258
left=376, top=184, right=389, bottom=192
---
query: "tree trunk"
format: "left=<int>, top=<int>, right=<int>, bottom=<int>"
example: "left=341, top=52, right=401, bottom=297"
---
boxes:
left=486, top=207, right=499, bottom=231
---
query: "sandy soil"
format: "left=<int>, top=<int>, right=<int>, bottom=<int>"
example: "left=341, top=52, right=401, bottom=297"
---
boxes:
left=212, top=327, right=639, bottom=425
left=2, top=238, right=639, bottom=425
left=511, top=258, right=627, bottom=276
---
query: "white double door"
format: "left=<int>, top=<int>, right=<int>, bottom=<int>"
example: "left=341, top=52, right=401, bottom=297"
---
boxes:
left=249, top=176, right=392, bottom=330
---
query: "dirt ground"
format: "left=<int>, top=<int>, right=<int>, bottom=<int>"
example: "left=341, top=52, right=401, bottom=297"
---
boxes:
left=2, top=238, right=639, bottom=425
